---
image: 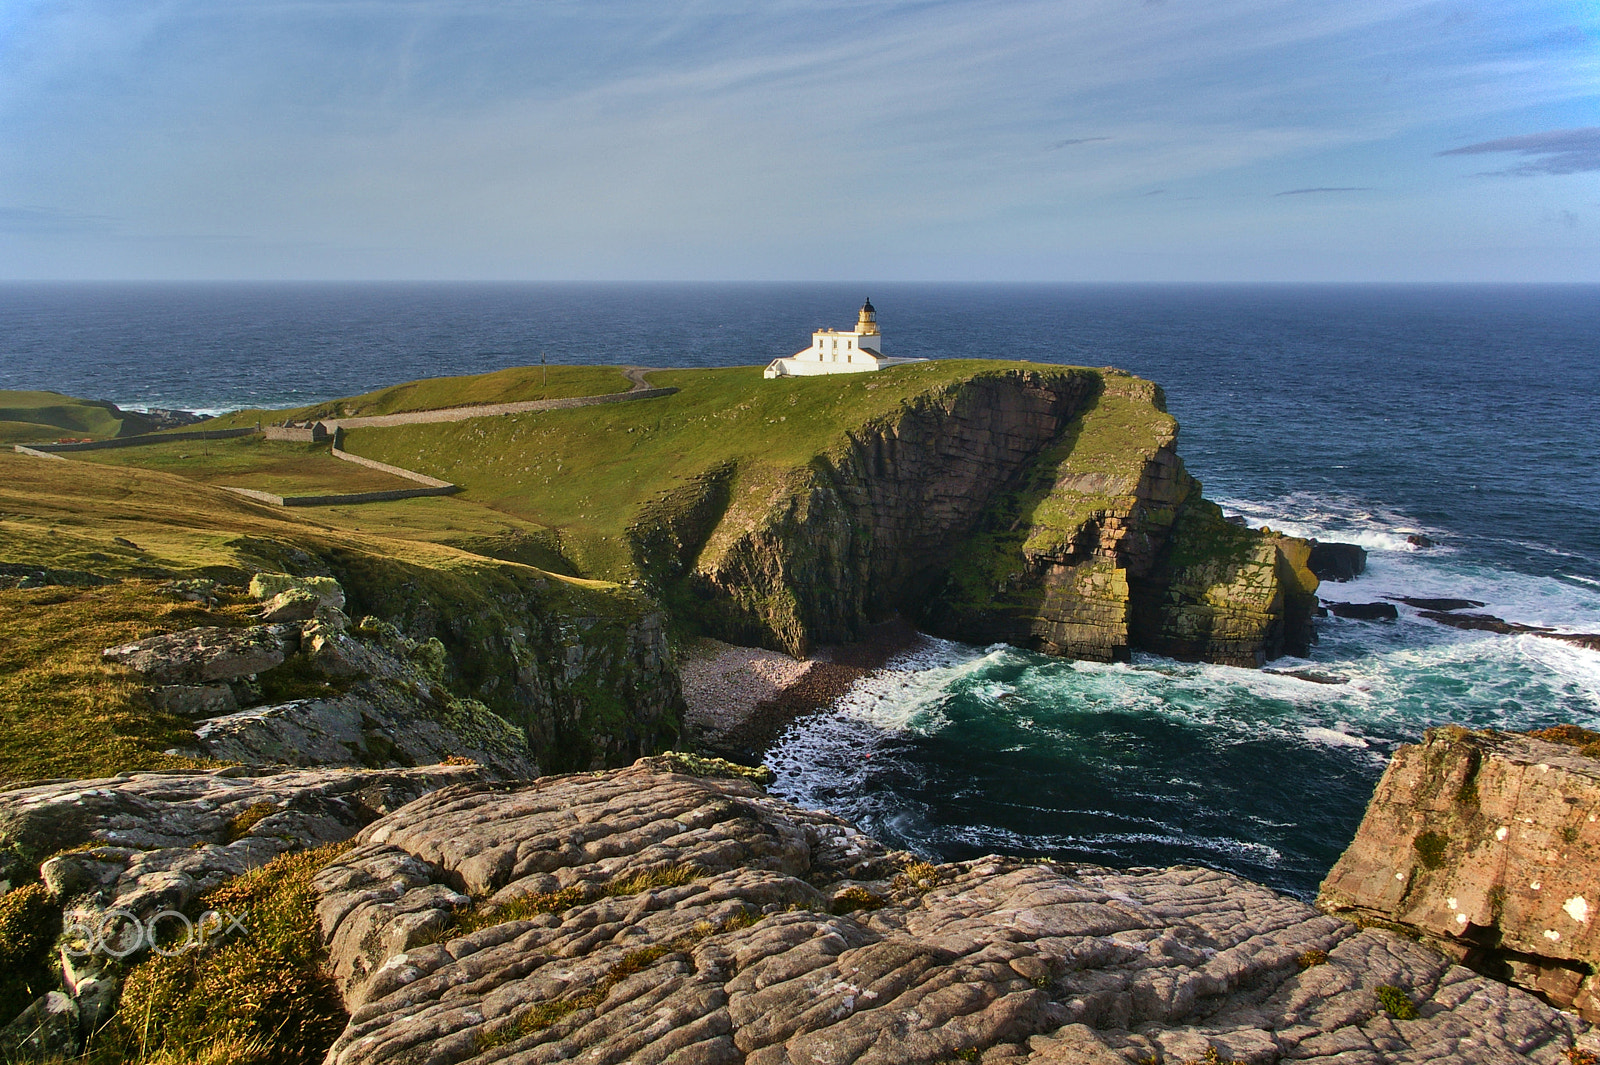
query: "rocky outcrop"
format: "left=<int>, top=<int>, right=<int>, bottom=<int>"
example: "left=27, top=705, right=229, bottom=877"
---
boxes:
left=1318, top=726, right=1600, bottom=1022
left=0, top=764, right=482, bottom=924
left=102, top=623, right=296, bottom=685
left=188, top=616, right=537, bottom=778
left=638, top=368, right=1316, bottom=667
left=309, top=761, right=1592, bottom=1065
left=100, top=577, right=540, bottom=778
left=1308, top=541, right=1367, bottom=582
left=918, top=373, right=1318, bottom=666
left=0, top=763, right=484, bottom=1052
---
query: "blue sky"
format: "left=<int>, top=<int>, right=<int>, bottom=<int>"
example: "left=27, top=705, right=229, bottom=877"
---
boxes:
left=1, top=0, right=1596, bottom=281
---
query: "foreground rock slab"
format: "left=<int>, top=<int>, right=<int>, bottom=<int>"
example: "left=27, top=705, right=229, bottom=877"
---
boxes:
left=314, top=761, right=1592, bottom=1065
left=1319, top=726, right=1600, bottom=1022
left=0, top=764, right=483, bottom=931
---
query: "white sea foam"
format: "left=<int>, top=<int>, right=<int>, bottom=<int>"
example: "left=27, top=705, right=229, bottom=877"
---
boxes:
left=1300, top=726, right=1370, bottom=749
left=767, top=484, right=1600, bottom=892
left=1216, top=488, right=1600, bottom=635
left=932, top=822, right=1285, bottom=867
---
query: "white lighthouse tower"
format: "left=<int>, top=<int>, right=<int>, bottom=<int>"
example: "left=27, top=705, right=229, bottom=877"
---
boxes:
left=763, top=299, right=926, bottom=378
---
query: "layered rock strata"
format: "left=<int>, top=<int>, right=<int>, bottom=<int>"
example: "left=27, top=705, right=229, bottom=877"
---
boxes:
left=1318, top=726, right=1600, bottom=1021
left=635, top=368, right=1318, bottom=666
left=312, top=761, right=1590, bottom=1065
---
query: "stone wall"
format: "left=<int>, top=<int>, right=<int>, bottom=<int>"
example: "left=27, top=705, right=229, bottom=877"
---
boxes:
left=19, top=427, right=261, bottom=451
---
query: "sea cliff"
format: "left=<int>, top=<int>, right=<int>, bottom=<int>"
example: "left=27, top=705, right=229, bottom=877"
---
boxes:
left=617, top=365, right=1318, bottom=665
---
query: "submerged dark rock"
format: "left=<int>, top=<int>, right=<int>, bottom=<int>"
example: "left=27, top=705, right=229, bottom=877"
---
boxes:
left=1390, top=596, right=1488, bottom=611
left=1263, top=667, right=1351, bottom=685
left=1308, top=540, right=1368, bottom=582
left=1325, top=601, right=1400, bottom=621
left=1418, top=610, right=1552, bottom=634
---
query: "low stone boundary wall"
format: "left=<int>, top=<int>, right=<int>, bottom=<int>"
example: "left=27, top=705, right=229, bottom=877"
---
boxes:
left=19, top=426, right=263, bottom=452
left=11, top=445, right=69, bottom=460
left=318, top=385, right=677, bottom=430
left=221, top=484, right=459, bottom=507
left=330, top=446, right=454, bottom=488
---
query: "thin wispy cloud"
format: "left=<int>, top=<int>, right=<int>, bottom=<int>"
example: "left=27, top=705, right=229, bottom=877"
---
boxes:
left=1438, top=127, right=1600, bottom=175
left=0, top=206, right=116, bottom=235
left=1275, top=187, right=1374, bottom=196
left=0, top=0, right=1596, bottom=279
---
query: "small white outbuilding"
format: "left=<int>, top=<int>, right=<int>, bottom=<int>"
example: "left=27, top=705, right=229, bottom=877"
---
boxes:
left=763, top=299, right=927, bottom=378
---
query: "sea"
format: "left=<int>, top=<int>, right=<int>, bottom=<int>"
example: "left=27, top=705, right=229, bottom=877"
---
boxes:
left=3, top=281, right=1598, bottom=899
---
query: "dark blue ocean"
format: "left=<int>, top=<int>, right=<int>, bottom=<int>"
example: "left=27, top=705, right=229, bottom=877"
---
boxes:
left=4, top=282, right=1598, bottom=898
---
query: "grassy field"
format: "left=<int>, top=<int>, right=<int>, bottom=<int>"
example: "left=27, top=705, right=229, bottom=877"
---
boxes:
left=0, top=390, right=149, bottom=444
left=203, top=364, right=632, bottom=429
left=341, top=360, right=1090, bottom=576
left=73, top=436, right=413, bottom=496
left=0, top=582, right=254, bottom=784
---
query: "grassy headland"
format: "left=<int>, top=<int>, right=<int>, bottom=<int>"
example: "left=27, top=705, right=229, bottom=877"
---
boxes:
left=0, top=390, right=161, bottom=445
left=339, top=360, right=1084, bottom=576
left=203, top=364, right=632, bottom=428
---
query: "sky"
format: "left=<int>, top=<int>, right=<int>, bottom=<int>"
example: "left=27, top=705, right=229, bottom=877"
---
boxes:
left=0, top=0, right=1597, bottom=282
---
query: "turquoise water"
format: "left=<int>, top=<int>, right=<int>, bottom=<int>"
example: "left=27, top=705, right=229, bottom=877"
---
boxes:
left=4, top=281, right=1597, bottom=898
left=765, top=498, right=1600, bottom=899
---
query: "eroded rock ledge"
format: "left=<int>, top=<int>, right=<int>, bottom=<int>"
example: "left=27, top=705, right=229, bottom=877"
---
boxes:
left=314, top=760, right=1589, bottom=1064
left=1318, top=726, right=1600, bottom=1022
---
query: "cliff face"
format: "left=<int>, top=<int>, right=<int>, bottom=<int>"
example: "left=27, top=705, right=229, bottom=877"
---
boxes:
left=639, top=368, right=1317, bottom=666
left=1318, top=726, right=1600, bottom=1021
left=313, top=548, right=683, bottom=772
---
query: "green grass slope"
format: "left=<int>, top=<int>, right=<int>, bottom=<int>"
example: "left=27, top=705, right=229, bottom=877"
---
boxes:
left=72, top=436, right=411, bottom=496
left=0, top=390, right=148, bottom=444
left=340, top=360, right=1075, bottom=577
left=204, top=364, right=632, bottom=429
left=0, top=449, right=668, bottom=784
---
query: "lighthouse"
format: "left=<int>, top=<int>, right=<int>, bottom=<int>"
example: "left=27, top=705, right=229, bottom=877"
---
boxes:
left=763, top=299, right=925, bottom=378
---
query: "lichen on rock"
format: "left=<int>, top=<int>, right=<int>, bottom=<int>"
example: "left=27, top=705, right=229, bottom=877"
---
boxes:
left=1318, top=725, right=1600, bottom=1021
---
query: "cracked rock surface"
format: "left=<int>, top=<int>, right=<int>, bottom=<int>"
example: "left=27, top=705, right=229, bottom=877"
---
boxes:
left=314, top=763, right=1592, bottom=1065
left=0, top=764, right=484, bottom=966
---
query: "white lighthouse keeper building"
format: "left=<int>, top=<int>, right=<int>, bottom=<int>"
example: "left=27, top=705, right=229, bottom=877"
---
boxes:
left=763, top=299, right=927, bottom=378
